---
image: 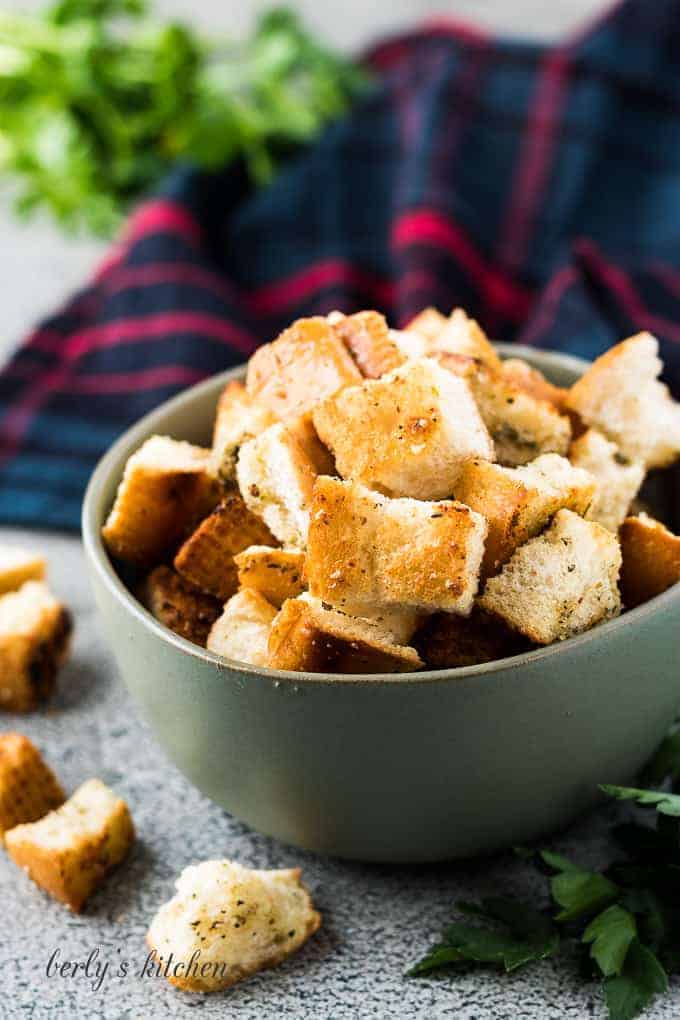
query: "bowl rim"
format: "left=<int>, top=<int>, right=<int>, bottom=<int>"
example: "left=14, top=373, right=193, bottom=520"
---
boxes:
left=82, top=344, right=680, bottom=687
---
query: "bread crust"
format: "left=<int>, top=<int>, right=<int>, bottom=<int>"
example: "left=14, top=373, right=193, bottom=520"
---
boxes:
left=330, top=310, right=406, bottom=378
left=140, top=566, right=222, bottom=646
left=500, top=358, right=569, bottom=412
left=211, top=380, right=277, bottom=482
left=0, top=581, right=72, bottom=712
left=415, top=609, right=532, bottom=668
left=0, top=733, right=64, bottom=842
left=234, top=546, right=306, bottom=607
left=619, top=514, right=680, bottom=609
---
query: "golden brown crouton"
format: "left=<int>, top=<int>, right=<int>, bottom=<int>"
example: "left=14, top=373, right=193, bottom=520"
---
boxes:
left=140, top=566, right=222, bottom=647
left=0, top=546, right=46, bottom=595
left=234, top=546, right=306, bottom=608
left=0, top=581, right=72, bottom=712
left=406, top=306, right=448, bottom=343
left=619, top=514, right=680, bottom=609
left=174, top=494, right=276, bottom=601
left=430, top=308, right=503, bottom=371
left=246, top=316, right=361, bottom=420
left=415, top=609, right=532, bottom=668
left=501, top=358, right=569, bottom=413
left=207, top=590, right=278, bottom=667
left=307, top=476, right=487, bottom=616
left=330, top=309, right=406, bottom=378
left=101, top=436, right=222, bottom=567
left=146, top=859, right=321, bottom=992
left=211, top=380, right=277, bottom=482
left=5, top=779, right=134, bottom=912
left=569, top=429, right=645, bottom=532
left=0, top=734, right=64, bottom=841
left=267, top=595, right=422, bottom=673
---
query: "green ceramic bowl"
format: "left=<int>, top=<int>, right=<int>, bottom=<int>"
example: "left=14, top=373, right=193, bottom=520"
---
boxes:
left=82, top=345, right=680, bottom=862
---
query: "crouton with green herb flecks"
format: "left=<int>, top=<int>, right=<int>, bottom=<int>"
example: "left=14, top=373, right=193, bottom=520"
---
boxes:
left=211, top=380, right=277, bottom=482
left=569, top=429, right=645, bottom=532
left=234, top=546, right=306, bottom=608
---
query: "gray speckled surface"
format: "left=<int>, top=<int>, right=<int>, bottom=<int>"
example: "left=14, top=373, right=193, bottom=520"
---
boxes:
left=1, top=527, right=678, bottom=1019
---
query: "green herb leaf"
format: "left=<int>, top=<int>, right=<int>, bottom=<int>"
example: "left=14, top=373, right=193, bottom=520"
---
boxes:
left=604, top=941, right=668, bottom=1020
left=639, top=727, right=680, bottom=788
left=545, top=857, right=620, bottom=922
left=582, top=905, right=637, bottom=977
left=600, top=785, right=680, bottom=817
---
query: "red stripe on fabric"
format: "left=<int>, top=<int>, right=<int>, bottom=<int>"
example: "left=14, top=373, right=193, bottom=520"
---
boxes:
left=123, top=200, right=204, bottom=249
left=102, top=262, right=238, bottom=303
left=3, top=362, right=207, bottom=394
left=421, top=17, right=491, bottom=45
left=247, top=258, right=395, bottom=315
left=0, top=364, right=71, bottom=466
left=649, top=261, right=680, bottom=299
left=520, top=264, right=579, bottom=346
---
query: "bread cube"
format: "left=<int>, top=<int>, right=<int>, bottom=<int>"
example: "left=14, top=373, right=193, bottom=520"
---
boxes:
left=619, top=514, right=680, bottom=609
left=406, top=306, right=447, bottom=343
left=146, top=858, right=321, bottom=992
left=207, top=590, right=278, bottom=667
left=570, top=429, right=645, bottom=532
left=174, top=493, right=276, bottom=601
left=237, top=418, right=334, bottom=548
left=246, top=316, right=361, bottom=420
left=330, top=309, right=405, bottom=378
left=0, top=546, right=46, bottom=595
left=415, top=609, right=531, bottom=669
left=234, top=546, right=306, bottom=608
left=101, top=436, right=221, bottom=567
left=5, top=779, right=134, bottom=912
left=267, top=594, right=422, bottom=673
left=566, top=333, right=680, bottom=469
left=429, top=308, right=503, bottom=371
left=211, top=380, right=277, bottom=482
left=0, top=734, right=64, bottom=841
left=0, top=581, right=72, bottom=712
left=500, top=358, right=569, bottom=413
left=307, top=476, right=487, bottom=616
left=479, top=509, right=622, bottom=644
left=313, top=358, right=494, bottom=499
left=455, top=454, right=596, bottom=578
left=389, top=328, right=429, bottom=360
left=140, top=566, right=222, bottom=647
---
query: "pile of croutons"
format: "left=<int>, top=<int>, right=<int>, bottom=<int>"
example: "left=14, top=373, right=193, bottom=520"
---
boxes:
left=102, top=309, right=680, bottom=674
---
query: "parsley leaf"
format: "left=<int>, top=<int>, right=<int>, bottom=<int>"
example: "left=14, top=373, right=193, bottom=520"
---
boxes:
left=540, top=851, right=620, bottom=922
left=583, top=905, right=637, bottom=977
left=600, top=785, right=680, bottom=817
left=604, top=941, right=668, bottom=1020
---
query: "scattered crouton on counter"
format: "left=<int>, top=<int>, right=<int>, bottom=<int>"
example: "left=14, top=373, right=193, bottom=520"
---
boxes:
left=0, top=581, right=72, bottom=711
left=569, top=428, right=645, bottom=532
left=0, top=546, right=46, bottom=595
left=234, top=546, right=306, bottom=608
left=619, top=514, right=680, bottom=609
left=207, top=589, right=278, bottom=667
left=140, top=566, right=222, bottom=647
left=0, top=733, right=64, bottom=841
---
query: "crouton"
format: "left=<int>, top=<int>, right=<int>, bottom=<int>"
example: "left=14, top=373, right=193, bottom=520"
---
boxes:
left=146, top=858, right=321, bottom=992
left=501, top=358, right=569, bottom=413
left=207, top=590, right=278, bottom=667
left=140, top=566, right=222, bottom=647
left=479, top=509, right=621, bottom=644
left=267, top=594, right=422, bottom=673
left=455, top=454, right=596, bottom=577
left=101, top=436, right=222, bottom=567
left=331, top=310, right=406, bottom=378
left=569, top=429, right=645, bottom=532
left=246, top=316, right=361, bottom=420
left=307, top=476, right=487, bottom=616
left=0, top=734, right=64, bottom=841
left=406, top=307, right=447, bottom=343
left=0, top=581, right=72, bottom=712
left=312, top=358, right=494, bottom=500
left=0, top=546, right=46, bottom=595
left=234, top=546, right=306, bottom=608
left=619, top=514, right=680, bottom=609
left=415, top=609, right=532, bottom=669
left=566, top=333, right=680, bottom=469
left=429, top=308, right=503, bottom=371
left=5, top=779, right=134, bottom=912
left=237, top=418, right=334, bottom=548
left=174, top=494, right=276, bottom=601
left=388, top=328, right=428, bottom=360
left=211, top=380, right=277, bottom=482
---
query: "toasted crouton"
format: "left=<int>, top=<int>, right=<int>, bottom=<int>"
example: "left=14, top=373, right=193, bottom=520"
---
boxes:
left=569, top=429, right=645, bottom=532
left=267, top=594, right=422, bottom=673
left=619, top=514, right=680, bottom=608
left=501, top=358, right=569, bottom=413
left=313, top=358, right=494, bottom=499
left=0, top=581, right=72, bottom=712
left=566, top=333, right=680, bottom=469
left=207, top=590, right=278, bottom=667
left=246, top=316, right=361, bottom=420
left=388, top=328, right=429, bottom=360
left=406, top=306, right=447, bottom=342
left=307, top=476, right=487, bottom=616
left=5, top=779, right=134, bottom=911
left=0, top=734, right=64, bottom=842
left=146, top=859, right=321, bottom=992
left=455, top=454, right=596, bottom=578
left=211, top=380, right=277, bottom=482
left=234, top=546, right=306, bottom=608
left=102, top=436, right=222, bottom=567
left=0, top=546, right=46, bottom=595
left=237, top=418, right=334, bottom=548
left=174, top=494, right=276, bottom=600
left=415, top=609, right=531, bottom=668
left=330, top=310, right=406, bottom=378
left=429, top=308, right=503, bottom=371
left=140, top=566, right=222, bottom=646
left=479, top=509, right=621, bottom=644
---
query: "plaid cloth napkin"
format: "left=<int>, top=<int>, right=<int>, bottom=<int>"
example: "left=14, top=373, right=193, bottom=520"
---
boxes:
left=1, top=0, right=679, bottom=530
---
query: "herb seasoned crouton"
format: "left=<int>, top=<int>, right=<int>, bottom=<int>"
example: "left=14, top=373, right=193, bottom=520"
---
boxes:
left=307, top=476, right=487, bottom=616
left=5, top=779, right=134, bottom=911
left=330, top=309, right=405, bottom=378
left=569, top=429, right=645, bottom=532
left=211, top=380, right=277, bottom=482
left=312, top=358, right=494, bottom=499
left=619, top=514, right=680, bottom=609
left=237, top=418, right=334, bottom=548
left=501, top=358, right=569, bottom=413
left=0, top=581, right=72, bottom=712
left=174, top=494, right=276, bottom=601
left=267, top=594, right=422, bottom=673
left=455, top=454, right=595, bottom=578
left=207, top=590, right=278, bottom=667
left=566, top=333, right=680, bottom=469
left=415, top=609, right=531, bottom=668
left=0, top=546, right=46, bottom=595
left=479, top=509, right=621, bottom=644
left=246, top=316, right=361, bottom=420
left=140, top=566, right=222, bottom=646
left=0, top=734, right=64, bottom=841
left=429, top=308, right=503, bottom=371
left=406, top=306, right=447, bottom=342
left=146, top=859, right=321, bottom=992
left=234, top=546, right=306, bottom=608
left=101, top=436, right=221, bottom=567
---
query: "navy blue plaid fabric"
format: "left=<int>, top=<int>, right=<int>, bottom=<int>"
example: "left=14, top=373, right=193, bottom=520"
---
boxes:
left=1, top=0, right=679, bottom=529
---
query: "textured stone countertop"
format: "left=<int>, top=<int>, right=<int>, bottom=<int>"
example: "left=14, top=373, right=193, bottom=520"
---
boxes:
left=0, top=526, right=677, bottom=1019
